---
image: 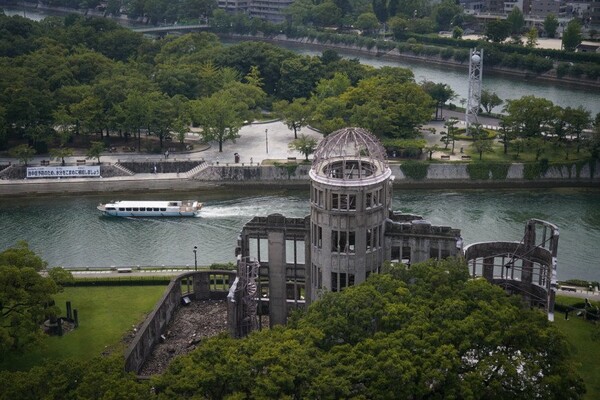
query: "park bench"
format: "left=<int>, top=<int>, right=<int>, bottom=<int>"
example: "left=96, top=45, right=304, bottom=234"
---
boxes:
left=461, top=155, right=471, bottom=160
left=76, top=159, right=86, bottom=165
left=41, top=160, right=50, bottom=166
left=440, top=155, right=450, bottom=160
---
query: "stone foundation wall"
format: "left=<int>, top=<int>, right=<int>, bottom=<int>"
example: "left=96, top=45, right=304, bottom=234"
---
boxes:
left=123, top=270, right=236, bottom=374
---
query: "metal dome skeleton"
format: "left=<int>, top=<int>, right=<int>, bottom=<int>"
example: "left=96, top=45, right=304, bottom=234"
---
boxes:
left=310, top=127, right=390, bottom=186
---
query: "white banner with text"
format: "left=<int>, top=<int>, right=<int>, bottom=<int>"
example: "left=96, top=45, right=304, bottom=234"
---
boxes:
left=27, top=165, right=101, bottom=179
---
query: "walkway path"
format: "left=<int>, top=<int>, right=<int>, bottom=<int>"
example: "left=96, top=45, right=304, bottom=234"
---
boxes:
left=0, top=110, right=499, bottom=178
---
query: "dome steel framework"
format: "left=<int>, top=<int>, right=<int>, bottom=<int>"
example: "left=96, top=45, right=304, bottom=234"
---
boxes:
left=311, top=127, right=388, bottom=182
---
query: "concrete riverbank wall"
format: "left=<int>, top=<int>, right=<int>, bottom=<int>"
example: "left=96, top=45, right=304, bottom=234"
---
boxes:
left=0, top=161, right=598, bottom=196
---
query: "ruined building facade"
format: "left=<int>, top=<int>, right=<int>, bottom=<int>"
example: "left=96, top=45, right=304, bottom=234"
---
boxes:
left=231, top=128, right=463, bottom=334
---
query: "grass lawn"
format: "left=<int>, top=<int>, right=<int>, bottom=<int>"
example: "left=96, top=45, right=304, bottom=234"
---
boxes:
left=465, top=141, right=592, bottom=163
left=555, top=312, right=600, bottom=400
left=0, top=285, right=166, bottom=371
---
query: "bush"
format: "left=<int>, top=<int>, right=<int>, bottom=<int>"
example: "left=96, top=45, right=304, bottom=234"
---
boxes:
left=556, top=62, right=570, bottom=78
left=441, top=48, right=454, bottom=60
left=467, top=163, right=489, bottom=180
left=400, top=160, right=429, bottom=180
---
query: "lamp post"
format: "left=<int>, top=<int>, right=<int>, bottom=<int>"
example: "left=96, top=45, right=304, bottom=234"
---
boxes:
left=265, top=129, right=269, bottom=154
left=193, top=246, right=197, bottom=271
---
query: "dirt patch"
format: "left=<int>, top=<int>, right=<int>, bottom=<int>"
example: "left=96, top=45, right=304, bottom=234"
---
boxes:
left=139, top=299, right=228, bottom=376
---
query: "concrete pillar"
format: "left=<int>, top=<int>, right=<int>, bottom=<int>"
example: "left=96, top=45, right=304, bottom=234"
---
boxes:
left=483, top=256, right=494, bottom=281
left=268, top=231, right=287, bottom=327
left=193, top=272, right=211, bottom=300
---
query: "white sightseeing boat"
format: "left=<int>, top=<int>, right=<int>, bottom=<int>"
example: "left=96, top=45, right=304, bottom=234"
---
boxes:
left=97, top=200, right=202, bottom=217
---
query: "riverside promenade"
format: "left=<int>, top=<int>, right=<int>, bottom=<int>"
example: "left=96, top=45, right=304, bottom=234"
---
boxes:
left=0, top=120, right=323, bottom=193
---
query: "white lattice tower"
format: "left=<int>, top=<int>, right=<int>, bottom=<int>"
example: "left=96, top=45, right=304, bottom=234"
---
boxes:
left=465, top=48, right=483, bottom=133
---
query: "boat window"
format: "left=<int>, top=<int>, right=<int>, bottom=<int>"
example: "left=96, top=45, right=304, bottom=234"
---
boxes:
left=118, top=208, right=125, bottom=211
left=160, top=208, right=166, bottom=211
left=139, top=208, right=145, bottom=211
left=126, top=208, right=132, bottom=211
left=153, top=208, right=159, bottom=211
left=132, top=208, right=139, bottom=211
left=106, top=207, right=115, bottom=211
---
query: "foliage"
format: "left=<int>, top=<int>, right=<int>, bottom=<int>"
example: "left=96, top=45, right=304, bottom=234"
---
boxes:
left=9, top=144, right=36, bottom=166
left=0, top=356, right=149, bottom=400
left=420, top=80, right=455, bottom=120
left=288, top=134, right=318, bottom=161
left=467, top=162, right=510, bottom=180
left=523, top=159, right=551, bottom=180
left=480, top=89, right=503, bottom=114
left=525, top=27, right=538, bottom=48
left=86, top=141, right=105, bottom=164
left=506, top=6, right=525, bottom=34
left=399, top=160, right=429, bottom=180
left=543, top=14, right=559, bottom=38
left=273, top=98, right=312, bottom=139
left=485, top=19, right=511, bottom=43
left=0, top=242, right=60, bottom=354
left=151, top=258, right=585, bottom=399
left=562, top=19, right=583, bottom=52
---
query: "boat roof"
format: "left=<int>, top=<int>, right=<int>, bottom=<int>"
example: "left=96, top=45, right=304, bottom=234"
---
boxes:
left=105, top=200, right=197, bottom=207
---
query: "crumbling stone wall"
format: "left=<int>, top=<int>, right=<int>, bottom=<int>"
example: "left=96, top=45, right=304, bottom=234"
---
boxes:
left=123, top=270, right=236, bottom=374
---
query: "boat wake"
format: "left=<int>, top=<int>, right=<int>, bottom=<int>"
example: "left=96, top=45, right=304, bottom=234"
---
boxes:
left=198, top=197, right=308, bottom=219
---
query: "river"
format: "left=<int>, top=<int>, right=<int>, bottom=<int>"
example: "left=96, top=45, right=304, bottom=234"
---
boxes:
left=3, top=6, right=600, bottom=115
left=2, top=7, right=599, bottom=282
left=0, top=187, right=598, bottom=282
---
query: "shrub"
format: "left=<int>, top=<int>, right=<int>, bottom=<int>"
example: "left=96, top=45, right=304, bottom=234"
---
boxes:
left=556, top=62, right=570, bottom=78
left=466, top=163, right=490, bottom=180
left=400, top=160, right=429, bottom=180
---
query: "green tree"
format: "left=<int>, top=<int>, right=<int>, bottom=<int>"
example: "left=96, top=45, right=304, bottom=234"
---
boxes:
left=273, top=98, right=312, bottom=139
left=49, top=147, right=74, bottom=166
left=190, top=91, right=245, bottom=152
left=485, top=19, right=511, bottom=43
left=276, top=56, right=324, bottom=101
left=543, top=13, right=559, bottom=38
left=563, top=106, right=592, bottom=153
left=525, top=27, right=539, bottom=48
left=341, top=71, right=432, bottom=139
left=480, top=89, right=503, bottom=114
left=424, top=144, right=440, bottom=160
left=313, top=72, right=351, bottom=100
left=421, top=80, right=456, bottom=120
left=0, top=241, right=62, bottom=354
left=452, top=26, right=463, bottom=39
left=289, top=134, right=319, bottom=161
left=372, top=0, right=388, bottom=24
left=355, top=12, right=380, bottom=34
left=527, top=137, right=549, bottom=161
left=9, top=144, right=36, bottom=166
left=311, top=2, right=342, bottom=27
left=151, top=258, right=585, bottom=399
left=506, top=6, right=525, bottom=34
left=562, top=19, right=583, bottom=52
left=470, top=123, right=493, bottom=160
left=388, top=16, right=409, bottom=39
left=498, top=116, right=516, bottom=154
left=0, top=356, right=148, bottom=400
left=441, top=117, right=459, bottom=154
left=503, top=95, right=556, bottom=138
left=432, top=0, right=461, bottom=31
left=86, top=141, right=105, bottom=164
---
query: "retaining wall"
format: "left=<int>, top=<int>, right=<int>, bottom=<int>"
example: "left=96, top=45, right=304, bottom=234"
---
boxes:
left=1, top=161, right=598, bottom=196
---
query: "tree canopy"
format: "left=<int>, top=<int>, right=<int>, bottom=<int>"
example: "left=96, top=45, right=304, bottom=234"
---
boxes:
left=0, top=241, right=71, bottom=354
left=150, top=258, right=584, bottom=399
